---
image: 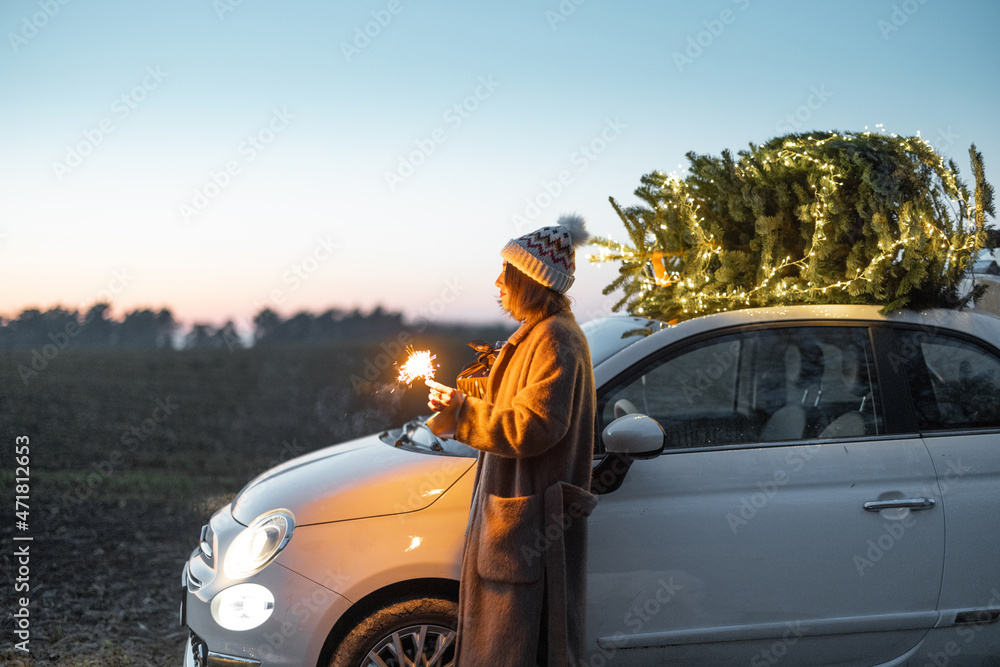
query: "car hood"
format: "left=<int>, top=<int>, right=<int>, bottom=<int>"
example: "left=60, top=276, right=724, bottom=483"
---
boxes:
left=231, top=432, right=476, bottom=526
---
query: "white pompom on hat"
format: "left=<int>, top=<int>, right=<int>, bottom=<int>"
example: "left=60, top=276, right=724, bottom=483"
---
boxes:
left=501, top=214, right=591, bottom=294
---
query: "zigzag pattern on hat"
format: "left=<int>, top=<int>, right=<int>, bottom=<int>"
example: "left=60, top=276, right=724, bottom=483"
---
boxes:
left=523, top=233, right=574, bottom=271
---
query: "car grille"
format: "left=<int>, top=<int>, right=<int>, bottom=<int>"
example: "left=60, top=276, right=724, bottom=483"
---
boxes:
left=188, top=632, right=209, bottom=667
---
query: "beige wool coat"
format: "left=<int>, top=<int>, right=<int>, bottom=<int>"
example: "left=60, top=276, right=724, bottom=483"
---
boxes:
left=437, top=308, right=597, bottom=667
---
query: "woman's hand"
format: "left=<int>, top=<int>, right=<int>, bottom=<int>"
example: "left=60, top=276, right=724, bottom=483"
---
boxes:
left=426, top=379, right=459, bottom=412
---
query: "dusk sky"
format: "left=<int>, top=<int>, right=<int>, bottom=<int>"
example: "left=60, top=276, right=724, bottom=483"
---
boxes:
left=3, top=0, right=999, bottom=332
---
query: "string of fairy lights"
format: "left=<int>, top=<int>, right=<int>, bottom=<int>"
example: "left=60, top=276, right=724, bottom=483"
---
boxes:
left=590, top=131, right=986, bottom=318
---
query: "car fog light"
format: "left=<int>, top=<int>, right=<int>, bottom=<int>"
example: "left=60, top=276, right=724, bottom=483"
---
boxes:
left=224, top=508, right=294, bottom=579
left=211, top=583, right=275, bottom=631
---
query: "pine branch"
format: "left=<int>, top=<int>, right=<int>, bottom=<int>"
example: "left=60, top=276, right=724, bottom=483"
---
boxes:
left=591, top=131, right=995, bottom=322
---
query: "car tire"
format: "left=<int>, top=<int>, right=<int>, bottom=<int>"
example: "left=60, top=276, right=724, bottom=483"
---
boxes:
left=328, top=596, right=458, bottom=667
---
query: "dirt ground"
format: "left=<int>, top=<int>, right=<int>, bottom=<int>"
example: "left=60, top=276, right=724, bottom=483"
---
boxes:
left=1, top=489, right=224, bottom=667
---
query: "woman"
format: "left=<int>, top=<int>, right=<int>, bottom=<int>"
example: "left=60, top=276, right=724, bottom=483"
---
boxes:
left=426, top=214, right=597, bottom=666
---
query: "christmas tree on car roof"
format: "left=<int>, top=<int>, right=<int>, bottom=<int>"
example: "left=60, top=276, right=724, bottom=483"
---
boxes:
left=592, top=130, right=996, bottom=325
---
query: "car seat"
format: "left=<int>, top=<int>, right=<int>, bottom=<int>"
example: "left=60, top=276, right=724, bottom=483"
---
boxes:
left=818, top=343, right=874, bottom=438
left=759, top=339, right=824, bottom=442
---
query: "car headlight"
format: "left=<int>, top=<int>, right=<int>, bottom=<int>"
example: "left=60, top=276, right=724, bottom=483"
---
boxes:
left=211, top=583, right=275, bottom=631
left=224, top=508, right=295, bottom=580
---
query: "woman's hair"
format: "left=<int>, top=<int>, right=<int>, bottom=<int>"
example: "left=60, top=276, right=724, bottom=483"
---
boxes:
left=503, top=261, right=570, bottom=322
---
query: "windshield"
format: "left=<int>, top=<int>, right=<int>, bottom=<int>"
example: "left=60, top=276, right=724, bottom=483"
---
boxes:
left=582, top=315, right=668, bottom=366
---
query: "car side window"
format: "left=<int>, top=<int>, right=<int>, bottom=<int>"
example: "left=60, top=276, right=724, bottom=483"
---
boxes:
left=894, top=329, right=1000, bottom=431
left=600, top=335, right=746, bottom=449
left=598, top=326, right=882, bottom=450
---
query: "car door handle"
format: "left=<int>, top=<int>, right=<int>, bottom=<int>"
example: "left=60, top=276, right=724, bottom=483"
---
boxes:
left=863, top=498, right=936, bottom=512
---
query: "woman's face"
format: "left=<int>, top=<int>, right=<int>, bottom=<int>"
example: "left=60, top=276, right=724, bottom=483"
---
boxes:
left=495, top=261, right=509, bottom=312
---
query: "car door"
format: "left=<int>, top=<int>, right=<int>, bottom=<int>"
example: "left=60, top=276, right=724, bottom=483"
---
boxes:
left=586, top=323, right=945, bottom=666
left=889, top=325, right=1000, bottom=653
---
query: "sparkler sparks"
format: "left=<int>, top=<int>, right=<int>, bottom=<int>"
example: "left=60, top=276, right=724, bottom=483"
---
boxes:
left=397, top=346, right=437, bottom=385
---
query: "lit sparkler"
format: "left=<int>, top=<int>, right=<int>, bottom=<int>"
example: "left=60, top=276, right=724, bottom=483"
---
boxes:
left=397, top=346, right=437, bottom=385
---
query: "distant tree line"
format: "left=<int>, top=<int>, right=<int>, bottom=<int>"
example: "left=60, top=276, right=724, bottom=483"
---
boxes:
left=0, top=304, right=178, bottom=349
left=251, top=306, right=405, bottom=346
left=0, top=303, right=507, bottom=350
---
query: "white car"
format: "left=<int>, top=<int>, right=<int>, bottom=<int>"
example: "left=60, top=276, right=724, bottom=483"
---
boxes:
left=181, top=304, right=1000, bottom=667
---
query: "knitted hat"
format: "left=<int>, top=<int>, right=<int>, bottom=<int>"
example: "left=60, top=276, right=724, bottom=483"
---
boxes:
left=501, top=214, right=591, bottom=294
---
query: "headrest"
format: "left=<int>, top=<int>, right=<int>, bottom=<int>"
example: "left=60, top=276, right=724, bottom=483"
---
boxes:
left=785, top=340, right=824, bottom=388
left=840, top=344, right=870, bottom=397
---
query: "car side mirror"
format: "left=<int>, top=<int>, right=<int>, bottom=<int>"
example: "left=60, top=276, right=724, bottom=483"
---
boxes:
left=592, top=415, right=665, bottom=495
left=602, top=414, right=665, bottom=460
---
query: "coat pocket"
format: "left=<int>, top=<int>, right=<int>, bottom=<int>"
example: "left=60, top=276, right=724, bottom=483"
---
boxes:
left=477, top=493, right=543, bottom=584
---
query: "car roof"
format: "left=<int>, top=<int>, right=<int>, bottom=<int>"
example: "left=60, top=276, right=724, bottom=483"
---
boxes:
left=660, top=303, right=999, bottom=339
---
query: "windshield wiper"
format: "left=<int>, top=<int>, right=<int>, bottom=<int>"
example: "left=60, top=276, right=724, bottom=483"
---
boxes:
left=388, top=418, right=444, bottom=452
left=411, top=418, right=444, bottom=451
left=391, top=419, right=418, bottom=448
